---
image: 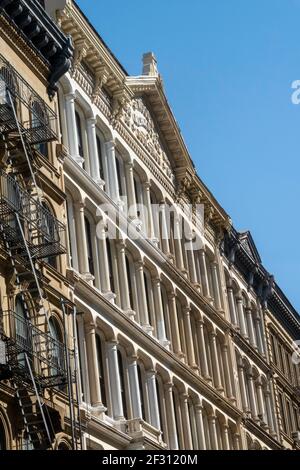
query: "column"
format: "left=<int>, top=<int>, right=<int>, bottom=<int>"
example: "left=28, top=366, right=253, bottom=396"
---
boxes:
left=233, top=433, right=240, bottom=450
left=116, top=240, right=134, bottom=319
left=146, top=370, right=160, bottom=430
left=173, top=215, right=185, bottom=272
left=222, top=343, right=234, bottom=399
left=247, top=369, right=259, bottom=421
left=143, top=181, right=156, bottom=242
left=223, top=424, right=230, bottom=450
left=125, top=162, right=137, bottom=219
left=64, top=92, right=83, bottom=165
left=227, top=283, right=238, bottom=327
left=254, top=314, right=265, bottom=355
left=208, top=414, right=218, bottom=450
left=152, top=277, right=168, bottom=347
left=196, top=319, right=210, bottom=381
left=186, top=236, right=200, bottom=288
left=211, top=260, right=222, bottom=310
left=134, top=261, right=151, bottom=332
left=128, top=356, right=143, bottom=419
left=199, top=249, right=210, bottom=298
left=74, top=201, right=90, bottom=278
left=164, top=382, right=179, bottom=450
left=105, top=140, right=120, bottom=202
left=236, top=296, right=248, bottom=338
left=237, top=358, right=249, bottom=412
left=210, top=330, right=223, bottom=391
left=245, top=304, right=257, bottom=348
left=195, top=404, right=206, bottom=450
left=180, top=393, right=193, bottom=450
left=168, top=292, right=184, bottom=358
left=86, top=117, right=103, bottom=186
left=106, top=341, right=124, bottom=420
left=183, top=306, right=197, bottom=371
left=256, top=377, right=267, bottom=426
left=265, top=387, right=276, bottom=435
left=159, top=201, right=171, bottom=256
left=97, top=221, right=112, bottom=294
left=84, top=322, right=102, bottom=408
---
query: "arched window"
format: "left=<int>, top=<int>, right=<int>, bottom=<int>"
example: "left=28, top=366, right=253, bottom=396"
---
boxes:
left=96, top=335, right=107, bottom=408
left=41, top=202, right=57, bottom=268
left=84, top=216, right=94, bottom=276
left=117, top=349, right=128, bottom=419
left=31, top=100, right=48, bottom=157
left=115, top=152, right=126, bottom=198
left=0, top=66, right=17, bottom=113
left=0, top=417, right=6, bottom=450
left=106, top=239, right=115, bottom=293
left=15, top=295, right=31, bottom=368
left=49, top=317, right=64, bottom=387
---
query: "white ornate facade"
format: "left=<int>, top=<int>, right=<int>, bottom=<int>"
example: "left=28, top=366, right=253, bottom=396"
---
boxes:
left=44, top=0, right=300, bottom=451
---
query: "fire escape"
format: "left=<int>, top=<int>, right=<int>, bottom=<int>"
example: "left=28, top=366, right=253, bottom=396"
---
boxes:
left=0, top=53, right=81, bottom=450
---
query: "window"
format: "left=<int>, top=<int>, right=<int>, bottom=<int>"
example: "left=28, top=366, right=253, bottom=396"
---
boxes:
left=96, top=335, right=107, bottom=408
left=0, top=66, right=16, bottom=111
left=15, top=295, right=32, bottom=368
left=75, top=111, right=84, bottom=159
left=117, top=350, right=128, bottom=419
left=41, top=202, right=57, bottom=268
left=115, top=154, right=125, bottom=197
left=31, top=100, right=48, bottom=157
left=106, top=239, right=115, bottom=293
left=48, top=317, right=64, bottom=389
left=137, top=364, right=145, bottom=420
left=96, top=135, right=105, bottom=181
left=84, top=216, right=94, bottom=276
left=125, top=254, right=133, bottom=310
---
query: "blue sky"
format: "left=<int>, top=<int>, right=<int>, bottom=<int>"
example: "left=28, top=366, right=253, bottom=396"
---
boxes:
left=77, top=0, right=300, bottom=311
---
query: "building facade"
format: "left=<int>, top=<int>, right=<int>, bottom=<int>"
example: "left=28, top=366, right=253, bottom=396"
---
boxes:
left=0, top=0, right=299, bottom=451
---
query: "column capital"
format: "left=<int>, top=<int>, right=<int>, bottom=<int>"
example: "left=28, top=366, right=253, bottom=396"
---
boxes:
left=105, top=139, right=116, bottom=151
left=167, top=291, right=176, bottom=301
left=164, top=381, right=174, bottom=392
left=134, top=260, right=144, bottom=270
left=143, top=180, right=151, bottom=190
left=65, top=91, right=76, bottom=101
left=74, top=200, right=85, bottom=210
left=125, top=160, right=134, bottom=170
left=86, top=116, right=97, bottom=127
left=183, top=305, right=191, bottom=315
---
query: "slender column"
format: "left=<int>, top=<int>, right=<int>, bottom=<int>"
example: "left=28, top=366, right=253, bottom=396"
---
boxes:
left=143, top=181, right=156, bottom=242
left=247, top=369, right=259, bottom=421
left=233, top=433, right=240, bottom=450
left=223, top=423, right=230, bottom=450
left=125, top=162, right=137, bottom=219
left=96, top=221, right=112, bottom=294
left=265, top=387, right=275, bottom=435
left=146, top=370, right=160, bottom=430
left=106, top=341, right=124, bottom=420
left=210, top=330, right=223, bottom=391
left=236, top=296, right=248, bottom=338
left=64, top=92, right=83, bottom=165
left=208, top=414, right=218, bottom=450
left=128, top=356, right=143, bottom=419
left=168, top=293, right=184, bottom=358
left=222, top=343, right=234, bottom=399
left=199, top=249, right=210, bottom=298
left=152, top=277, right=168, bottom=347
left=159, top=201, right=170, bottom=256
left=180, top=393, right=193, bottom=450
left=195, top=404, right=206, bottom=450
left=254, top=314, right=265, bottom=355
left=74, top=202, right=90, bottom=277
left=173, top=215, right=185, bottom=271
left=196, top=319, right=210, bottom=380
left=183, top=306, right=197, bottom=370
left=134, top=261, right=151, bottom=331
left=211, top=260, right=222, bottom=310
left=186, top=236, right=198, bottom=285
left=105, top=140, right=120, bottom=202
left=116, top=241, right=134, bottom=319
left=237, top=358, right=249, bottom=412
left=86, top=117, right=102, bottom=185
left=245, top=304, right=257, bottom=348
left=256, top=377, right=267, bottom=426
left=164, top=382, right=179, bottom=450
left=84, top=322, right=102, bottom=407
left=227, top=283, right=238, bottom=327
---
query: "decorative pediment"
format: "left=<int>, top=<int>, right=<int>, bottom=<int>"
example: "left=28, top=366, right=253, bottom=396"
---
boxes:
left=238, top=231, right=262, bottom=264
left=122, top=98, right=175, bottom=182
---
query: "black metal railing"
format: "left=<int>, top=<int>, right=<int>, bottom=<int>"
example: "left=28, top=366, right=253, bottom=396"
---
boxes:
left=0, top=309, right=68, bottom=387
left=0, top=170, right=66, bottom=259
left=0, top=52, right=58, bottom=144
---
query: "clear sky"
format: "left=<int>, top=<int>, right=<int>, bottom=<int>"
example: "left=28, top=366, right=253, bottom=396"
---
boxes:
left=76, top=0, right=300, bottom=312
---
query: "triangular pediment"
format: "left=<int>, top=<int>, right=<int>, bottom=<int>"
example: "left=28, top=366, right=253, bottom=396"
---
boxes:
left=238, top=231, right=262, bottom=264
